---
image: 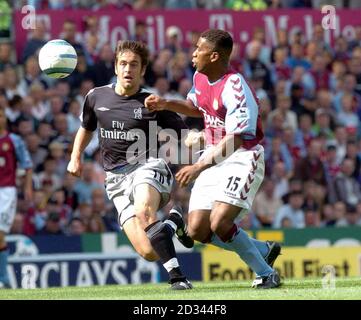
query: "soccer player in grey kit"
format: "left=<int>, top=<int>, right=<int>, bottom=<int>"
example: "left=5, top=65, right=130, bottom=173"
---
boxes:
left=67, top=40, right=193, bottom=290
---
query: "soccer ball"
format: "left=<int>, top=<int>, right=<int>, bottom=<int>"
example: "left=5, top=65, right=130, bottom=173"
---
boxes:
left=38, top=39, right=78, bottom=79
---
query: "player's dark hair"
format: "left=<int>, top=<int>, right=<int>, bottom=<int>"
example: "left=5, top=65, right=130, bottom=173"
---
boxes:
left=200, top=29, right=233, bottom=60
left=115, top=40, right=149, bottom=68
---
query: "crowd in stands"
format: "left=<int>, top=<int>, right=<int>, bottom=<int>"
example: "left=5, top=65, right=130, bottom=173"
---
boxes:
left=3, top=6, right=361, bottom=237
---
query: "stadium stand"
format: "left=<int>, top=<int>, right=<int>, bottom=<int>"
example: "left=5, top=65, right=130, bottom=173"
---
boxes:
left=4, top=1, right=361, bottom=237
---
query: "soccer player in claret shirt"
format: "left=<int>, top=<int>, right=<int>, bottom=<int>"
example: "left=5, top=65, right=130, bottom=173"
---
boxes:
left=145, top=29, right=281, bottom=289
left=0, top=108, right=33, bottom=288
left=67, top=40, right=193, bottom=290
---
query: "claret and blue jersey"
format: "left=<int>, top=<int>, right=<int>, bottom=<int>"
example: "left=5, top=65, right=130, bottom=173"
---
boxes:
left=187, top=70, right=264, bottom=149
left=0, top=133, right=32, bottom=187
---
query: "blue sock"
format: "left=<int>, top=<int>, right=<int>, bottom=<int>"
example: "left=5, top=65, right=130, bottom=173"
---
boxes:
left=211, top=234, right=269, bottom=258
left=0, top=249, right=9, bottom=285
left=219, top=226, right=273, bottom=277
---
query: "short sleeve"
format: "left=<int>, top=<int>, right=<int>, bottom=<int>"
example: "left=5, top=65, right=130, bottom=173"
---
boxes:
left=186, top=72, right=199, bottom=107
left=80, top=89, right=97, bottom=132
left=223, top=74, right=259, bottom=140
left=10, top=134, right=33, bottom=170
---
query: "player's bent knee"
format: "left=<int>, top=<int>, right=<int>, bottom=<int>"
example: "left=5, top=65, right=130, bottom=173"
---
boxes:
left=136, top=246, right=158, bottom=261
left=210, top=218, right=232, bottom=236
left=134, top=206, right=157, bottom=224
left=187, top=224, right=210, bottom=243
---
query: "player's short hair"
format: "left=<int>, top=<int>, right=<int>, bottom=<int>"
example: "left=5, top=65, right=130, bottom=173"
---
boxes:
left=200, top=29, right=233, bottom=60
left=115, top=40, right=149, bottom=68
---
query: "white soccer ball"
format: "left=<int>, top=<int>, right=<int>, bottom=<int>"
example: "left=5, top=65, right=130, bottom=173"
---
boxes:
left=38, top=39, right=78, bottom=79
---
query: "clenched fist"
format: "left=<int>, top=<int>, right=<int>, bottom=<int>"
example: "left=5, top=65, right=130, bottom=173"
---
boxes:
left=67, top=157, right=82, bottom=177
left=144, top=94, right=166, bottom=111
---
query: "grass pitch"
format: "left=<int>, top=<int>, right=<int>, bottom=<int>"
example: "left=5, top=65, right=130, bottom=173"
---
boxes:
left=0, top=278, right=360, bottom=300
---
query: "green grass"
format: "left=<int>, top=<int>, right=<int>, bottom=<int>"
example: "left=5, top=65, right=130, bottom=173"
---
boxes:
left=1, top=278, right=361, bottom=300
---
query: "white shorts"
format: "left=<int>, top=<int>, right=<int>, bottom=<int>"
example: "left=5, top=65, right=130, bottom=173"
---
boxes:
left=188, top=145, right=265, bottom=218
left=105, top=158, right=173, bottom=227
left=0, top=187, right=17, bottom=233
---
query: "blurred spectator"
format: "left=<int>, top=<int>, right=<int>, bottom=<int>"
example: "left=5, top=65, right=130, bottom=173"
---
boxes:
left=265, top=136, right=294, bottom=176
left=164, top=26, right=183, bottom=54
left=67, top=217, right=86, bottom=235
left=294, top=113, right=315, bottom=149
left=130, top=20, right=148, bottom=44
left=66, top=99, right=81, bottom=134
left=286, top=43, right=311, bottom=71
left=320, top=203, right=337, bottom=226
left=0, top=0, right=11, bottom=39
left=37, top=121, right=55, bottom=149
left=25, top=133, right=48, bottom=171
left=165, top=0, right=196, bottom=9
left=62, top=172, right=79, bottom=210
left=29, top=82, right=49, bottom=121
left=268, top=95, right=298, bottom=132
left=91, top=188, right=119, bottom=231
left=73, top=162, right=103, bottom=204
left=252, top=178, right=282, bottom=227
left=323, top=143, right=341, bottom=184
left=344, top=140, right=361, bottom=183
left=336, top=204, right=361, bottom=226
left=271, top=161, right=290, bottom=199
left=333, top=126, right=348, bottom=163
left=196, top=0, right=224, bottom=9
left=243, top=40, right=273, bottom=93
left=273, top=191, right=305, bottom=228
left=53, top=113, right=73, bottom=147
left=329, top=158, right=361, bottom=207
left=333, top=201, right=347, bottom=225
left=35, top=155, right=63, bottom=191
left=36, top=212, right=65, bottom=235
left=308, top=55, right=331, bottom=92
left=89, top=44, right=115, bottom=87
left=83, top=15, right=106, bottom=62
left=336, top=93, right=359, bottom=137
left=10, top=213, right=25, bottom=234
left=6, top=95, right=22, bottom=124
left=4, top=66, right=26, bottom=99
left=330, top=60, right=347, bottom=92
left=49, top=141, right=68, bottom=177
left=304, top=207, right=320, bottom=227
left=348, top=25, right=361, bottom=51
left=270, top=46, right=291, bottom=84
left=61, top=19, right=89, bottom=61
left=24, top=189, right=48, bottom=235
left=226, top=0, right=267, bottom=10
left=66, top=55, right=93, bottom=91
left=294, top=139, right=327, bottom=185
left=303, top=179, right=325, bottom=213
left=311, top=109, right=334, bottom=140
left=18, top=56, right=49, bottom=95
left=48, top=188, right=73, bottom=226
left=283, top=126, right=304, bottom=162
left=133, top=0, right=161, bottom=9
left=22, top=19, right=48, bottom=63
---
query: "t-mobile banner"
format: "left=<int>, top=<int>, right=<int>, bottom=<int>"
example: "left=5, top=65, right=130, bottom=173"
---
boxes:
left=14, top=9, right=360, bottom=60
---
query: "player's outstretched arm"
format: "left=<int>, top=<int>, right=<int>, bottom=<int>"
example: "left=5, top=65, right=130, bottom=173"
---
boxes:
left=24, top=168, right=33, bottom=202
left=176, top=134, right=243, bottom=187
left=67, top=127, right=93, bottom=177
left=145, top=94, right=202, bottom=118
